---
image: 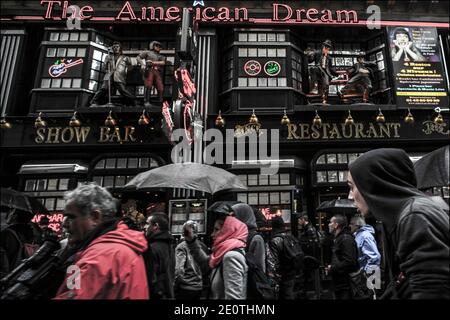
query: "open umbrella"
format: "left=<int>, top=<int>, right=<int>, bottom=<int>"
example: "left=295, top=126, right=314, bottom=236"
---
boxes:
left=414, top=145, right=449, bottom=190
left=1, top=188, right=48, bottom=215
left=316, top=198, right=357, bottom=215
left=207, top=201, right=241, bottom=215
left=125, top=162, right=247, bottom=195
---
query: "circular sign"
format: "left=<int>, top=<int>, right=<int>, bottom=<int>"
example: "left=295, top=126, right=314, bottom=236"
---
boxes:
left=264, top=61, right=281, bottom=76
left=244, top=60, right=262, bottom=76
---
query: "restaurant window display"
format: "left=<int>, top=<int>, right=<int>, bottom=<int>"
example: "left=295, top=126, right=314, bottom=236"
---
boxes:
left=169, top=199, right=207, bottom=236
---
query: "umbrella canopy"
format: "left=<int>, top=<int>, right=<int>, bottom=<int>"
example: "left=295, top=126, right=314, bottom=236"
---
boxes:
left=414, top=145, right=449, bottom=190
left=207, top=201, right=241, bottom=215
left=1, top=188, right=49, bottom=215
left=125, top=162, right=247, bottom=194
left=316, top=198, right=357, bottom=215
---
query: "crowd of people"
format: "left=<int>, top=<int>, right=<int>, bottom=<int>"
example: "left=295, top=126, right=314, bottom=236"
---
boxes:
left=0, top=148, right=448, bottom=300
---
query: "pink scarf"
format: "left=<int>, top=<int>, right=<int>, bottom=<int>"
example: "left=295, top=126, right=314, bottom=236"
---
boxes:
left=209, top=216, right=248, bottom=269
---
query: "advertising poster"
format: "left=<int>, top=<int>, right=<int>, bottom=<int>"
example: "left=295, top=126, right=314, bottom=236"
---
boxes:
left=388, top=27, right=449, bottom=108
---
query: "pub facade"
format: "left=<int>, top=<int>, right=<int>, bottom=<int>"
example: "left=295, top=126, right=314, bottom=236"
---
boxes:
left=1, top=1, right=449, bottom=240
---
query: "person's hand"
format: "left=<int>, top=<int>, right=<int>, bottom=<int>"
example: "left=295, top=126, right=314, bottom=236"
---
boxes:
left=406, top=42, right=413, bottom=50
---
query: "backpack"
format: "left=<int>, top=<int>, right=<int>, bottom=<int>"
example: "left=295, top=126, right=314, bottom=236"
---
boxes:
left=234, top=232, right=276, bottom=300
left=275, top=234, right=305, bottom=274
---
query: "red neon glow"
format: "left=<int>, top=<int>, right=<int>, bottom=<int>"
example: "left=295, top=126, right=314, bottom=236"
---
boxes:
left=32, top=213, right=64, bottom=233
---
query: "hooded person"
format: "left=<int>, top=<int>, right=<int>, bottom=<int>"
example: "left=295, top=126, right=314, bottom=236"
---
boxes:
left=185, top=216, right=248, bottom=299
left=348, top=148, right=449, bottom=299
left=54, top=183, right=149, bottom=299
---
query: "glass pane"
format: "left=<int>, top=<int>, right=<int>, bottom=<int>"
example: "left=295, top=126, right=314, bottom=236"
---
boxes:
left=258, top=34, right=267, bottom=42
left=339, top=171, right=349, bottom=182
left=115, top=176, right=126, bottom=187
left=348, top=153, right=359, bottom=162
left=277, top=48, right=286, bottom=57
left=150, top=159, right=159, bottom=168
left=237, top=193, right=247, bottom=203
left=139, top=158, right=149, bottom=168
left=270, top=192, right=280, bottom=204
left=259, top=175, right=268, bottom=185
left=95, top=159, right=105, bottom=169
left=57, top=48, right=67, bottom=57
left=67, top=48, right=77, bottom=56
left=91, top=60, right=102, bottom=71
left=248, top=193, right=258, bottom=205
left=51, top=78, right=61, bottom=88
left=248, top=34, right=257, bottom=41
left=50, top=33, right=59, bottom=41
left=277, top=34, right=286, bottom=42
left=69, top=33, right=79, bottom=41
left=267, top=33, right=276, bottom=41
left=77, top=48, right=86, bottom=57
left=25, top=180, right=36, bottom=191
left=128, top=158, right=138, bottom=168
left=105, top=158, right=116, bottom=169
left=103, top=176, right=114, bottom=187
left=46, top=48, right=57, bottom=57
left=90, top=70, right=99, bottom=80
left=60, top=33, right=69, bottom=41
left=72, top=79, right=81, bottom=88
left=328, top=171, right=338, bottom=182
left=56, top=198, right=66, bottom=211
left=317, top=171, right=327, bottom=183
left=248, top=78, right=257, bottom=87
left=93, top=50, right=103, bottom=61
left=269, top=174, right=279, bottom=185
left=238, top=33, right=248, bottom=42
left=327, top=154, right=337, bottom=164
left=258, top=78, right=267, bottom=87
left=238, top=78, right=247, bottom=87
left=258, top=48, right=267, bottom=57
left=36, top=179, right=47, bottom=191
left=59, top=179, right=69, bottom=190
left=259, top=193, right=269, bottom=205
left=267, top=49, right=277, bottom=57
left=45, top=198, right=55, bottom=211
left=239, top=175, right=247, bottom=186
left=117, top=158, right=127, bottom=169
left=337, top=153, right=348, bottom=164
left=238, top=48, right=247, bottom=57
left=280, top=173, right=290, bottom=185
left=248, top=174, right=258, bottom=186
left=79, top=33, right=89, bottom=41
left=280, top=192, right=290, bottom=204
left=248, top=48, right=257, bottom=57
left=47, top=179, right=58, bottom=191
left=268, top=78, right=277, bottom=86
left=88, top=80, right=97, bottom=91
left=41, top=79, right=51, bottom=88
left=62, top=79, right=72, bottom=88
left=93, top=176, right=103, bottom=186
left=278, top=78, right=287, bottom=87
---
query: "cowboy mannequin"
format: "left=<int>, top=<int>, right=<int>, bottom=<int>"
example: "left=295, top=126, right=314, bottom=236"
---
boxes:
left=90, top=41, right=137, bottom=106
left=137, top=41, right=167, bottom=106
left=307, top=39, right=339, bottom=104
left=340, top=53, right=377, bottom=103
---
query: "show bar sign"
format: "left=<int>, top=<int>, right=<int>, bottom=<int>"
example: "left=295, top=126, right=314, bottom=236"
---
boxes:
left=388, top=27, right=449, bottom=109
left=40, top=1, right=359, bottom=24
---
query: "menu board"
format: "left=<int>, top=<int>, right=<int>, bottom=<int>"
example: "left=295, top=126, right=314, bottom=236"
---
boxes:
left=169, top=199, right=207, bottom=235
left=388, top=27, right=449, bottom=109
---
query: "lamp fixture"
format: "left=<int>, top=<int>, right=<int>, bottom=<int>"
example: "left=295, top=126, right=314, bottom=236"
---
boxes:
left=138, top=110, right=150, bottom=125
left=34, top=112, right=47, bottom=129
left=404, top=108, right=414, bottom=124
left=215, top=110, right=225, bottom=128
left=376, top=108, right=385, bottom=123
left=345, top=110, right=354, bottom=126
left=434, top=110, right=444, bottom=125
left=312, top=110, right=322, bottom=126
left=69, top=111, right=81, bottom=127
left=281, top=109, right=290, bottom=125
left=104, top=111, right=117, bottom=127
left=0, top=118, right=12, bottom=129
left=249, top=109, right=259, bottom=125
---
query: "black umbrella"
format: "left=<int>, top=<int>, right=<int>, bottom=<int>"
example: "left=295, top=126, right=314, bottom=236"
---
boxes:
left=207, top=201, right=241, bottom=215
left=125, top=162, right=247, bottom=194
left=316, top=198, right=357, bottom=215
left=1, top=188, right=49, bottom=215
left=414, top=145, right=449, bottom=190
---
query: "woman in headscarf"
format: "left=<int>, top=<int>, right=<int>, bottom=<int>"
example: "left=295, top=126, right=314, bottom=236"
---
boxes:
left=185, top=216, right=248, bottom=299
left=348, top=148, right=449, bottom=299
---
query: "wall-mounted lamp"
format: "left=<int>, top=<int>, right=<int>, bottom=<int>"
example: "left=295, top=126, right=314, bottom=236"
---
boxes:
left=34, top=112, right=47, bottom=129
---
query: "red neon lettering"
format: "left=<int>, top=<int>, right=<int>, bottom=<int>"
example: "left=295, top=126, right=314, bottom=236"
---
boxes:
left=166, top=7, right=180, bottom=21
left=79, top=6, right=94, bottom=20
left=116, top=1, right=137, bottom=20
left=202, top=7, right=215, bottom=21
left=306, top=8, right=319, bottom=22
left=273, top=3, right=292, bottom=21
left=41, top=0, right=61, bottom=19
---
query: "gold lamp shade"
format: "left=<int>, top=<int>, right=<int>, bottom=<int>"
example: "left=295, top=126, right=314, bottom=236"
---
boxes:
left=215, top=110, right=225, bottom=128
left=34, top=112, right=47, bottom=129
left=281, top=110, right=290, bottom=125
left=434, top=112, right=444, bottom=125
left=249, top=109, right=259, bottom=125
left=0, top=118, right=12, bottom=129
left=69, top=112, right=81, bottom=127
left=105, top=111, right=117, bottom=127
left=376, top=109, right=385, bottom=123
left=404, top=109, right=414, bottom=124
left=313, top=110, right=322, bottom=126
left=345, top=110, right=354, bottom=126
left=138, top=110, right=150, bottom=125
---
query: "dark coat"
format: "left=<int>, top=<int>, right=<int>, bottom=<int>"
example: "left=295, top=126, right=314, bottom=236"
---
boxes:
left=349, top=148, right=450, bottom=299
left=329, top=228, right=359, bottom=291
left=313, top=50, right=338, bottom=78
left=146, top=230, right=175, bottom=299
left=299, top=223, right=319, bottom=257
left=347, top=61, right=377, bottom=80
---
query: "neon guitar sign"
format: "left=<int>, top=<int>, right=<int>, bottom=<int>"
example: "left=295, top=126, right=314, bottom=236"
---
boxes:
left=48, top=58, right=84, bottom=78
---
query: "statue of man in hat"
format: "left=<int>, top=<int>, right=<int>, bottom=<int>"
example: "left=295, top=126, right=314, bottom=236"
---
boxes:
left=340, top=53, right=377, bottom=103
left=137, top=41, right=167, bottom=106
left=306, top=39, right=339, bottom=104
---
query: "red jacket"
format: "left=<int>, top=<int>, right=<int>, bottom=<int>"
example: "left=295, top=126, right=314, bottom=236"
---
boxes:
left=54, top=222, right=149, bottom=299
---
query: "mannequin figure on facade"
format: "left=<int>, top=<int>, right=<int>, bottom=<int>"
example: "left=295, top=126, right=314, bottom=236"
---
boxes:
left=137, top=41, right=167, bottom=107
left=90, top=41, right=137, bottom=107
left=306, top=40, right=340, bottom=104
left=339, top=53, right=377, bottom=103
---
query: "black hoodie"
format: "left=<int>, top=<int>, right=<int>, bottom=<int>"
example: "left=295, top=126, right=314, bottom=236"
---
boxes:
left=349, top=148, right=449, bottom=299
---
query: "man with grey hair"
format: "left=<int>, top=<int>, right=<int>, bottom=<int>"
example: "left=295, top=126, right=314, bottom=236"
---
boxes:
left=54, top=183, right=149, bottom=299
left=349, top=216, right=381, bottom=274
